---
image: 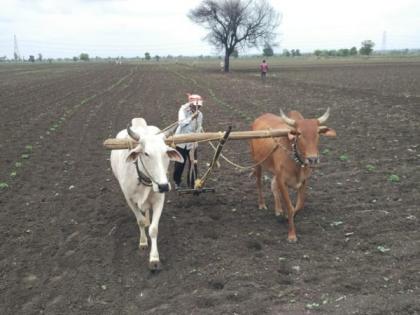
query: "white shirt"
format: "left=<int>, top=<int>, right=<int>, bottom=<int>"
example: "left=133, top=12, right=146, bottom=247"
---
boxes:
left=175, top=103, right=203, bottom=150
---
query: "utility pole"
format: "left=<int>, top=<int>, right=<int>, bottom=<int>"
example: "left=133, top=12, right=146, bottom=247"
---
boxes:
left=381, top=31, right=387, bottom=52
left=14, top=34, right=21, bottom=61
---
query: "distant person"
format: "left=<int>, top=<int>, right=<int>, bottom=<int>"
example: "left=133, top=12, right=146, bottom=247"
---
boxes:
left=220, top=61, right=224, bottom=72
left=173, top=94, right=204, bottom=190
left=260, top=59, right=269, bottom=82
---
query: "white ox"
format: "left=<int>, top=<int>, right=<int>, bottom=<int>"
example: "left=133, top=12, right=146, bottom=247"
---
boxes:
left=110, top=118, right=183, bottom=270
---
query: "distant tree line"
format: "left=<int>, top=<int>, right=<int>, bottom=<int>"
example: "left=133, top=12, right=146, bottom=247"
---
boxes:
left=313, top=40, right=375, bottom=57
left=276, top=40, right=376, bottom=58
left=23, top=53, right=43, bottom=62
left=314, top=47, right=358, bottom=57
left=281, top=49, right=301, bottom=57
left=3, top=40, right=420, bottom=64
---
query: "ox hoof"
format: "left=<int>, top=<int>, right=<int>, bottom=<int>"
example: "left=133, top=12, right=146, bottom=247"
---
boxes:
left=148, top=260, right=162, bottom=271
left=287, top=236, right=298, bottom=243
left=258, top=205, right=268, bottom=210
left=139, top=243, right=148, bottom=251
left=275, top=208, right=286, bottom=216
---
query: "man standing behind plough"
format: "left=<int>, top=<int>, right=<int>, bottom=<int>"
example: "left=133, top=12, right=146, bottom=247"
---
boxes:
left=173, top=94, right=203, bottom=190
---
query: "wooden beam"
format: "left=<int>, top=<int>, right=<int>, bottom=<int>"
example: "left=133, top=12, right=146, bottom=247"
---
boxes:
left=103, top=128, right=291, bottom=150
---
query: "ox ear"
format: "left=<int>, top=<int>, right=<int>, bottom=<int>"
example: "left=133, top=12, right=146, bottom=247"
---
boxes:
left=319, top=127, right=337, bottom=137
left=288, top=129, right=300, bottom=141
left=166, top=147, right=184, bottom=163
left=126, top=146, right=143, bottom=162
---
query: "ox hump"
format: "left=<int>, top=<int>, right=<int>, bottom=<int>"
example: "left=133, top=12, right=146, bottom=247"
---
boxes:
left=131, top=118, right=147, bottom=128
left=288, top=111, right=304, bottom=121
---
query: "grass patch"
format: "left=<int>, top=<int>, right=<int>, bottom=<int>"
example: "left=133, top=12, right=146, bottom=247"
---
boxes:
left=388, top=174, right=400, bottom=182
left=339, top=154, right=349, bottom=161
left=0, top=182, right=9, bottom=189
left=366, top=164, right=376, bottom=171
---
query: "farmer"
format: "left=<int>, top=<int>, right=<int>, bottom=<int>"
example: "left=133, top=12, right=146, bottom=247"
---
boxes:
left=260, top=59, right=269, bottom=82
left=173, top=94, right=204, bottom=190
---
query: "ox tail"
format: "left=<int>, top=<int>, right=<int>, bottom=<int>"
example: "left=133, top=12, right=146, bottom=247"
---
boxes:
left=131, top=118, right=147, bottom=128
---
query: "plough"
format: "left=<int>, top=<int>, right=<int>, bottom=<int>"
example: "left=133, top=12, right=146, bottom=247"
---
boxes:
left=103, top=127, right=290, bottom=195
left=176, top=126, right=232, bottom=195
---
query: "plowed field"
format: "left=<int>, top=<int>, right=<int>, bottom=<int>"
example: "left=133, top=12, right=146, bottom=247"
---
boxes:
left=1, top=60, right=419, bottom=314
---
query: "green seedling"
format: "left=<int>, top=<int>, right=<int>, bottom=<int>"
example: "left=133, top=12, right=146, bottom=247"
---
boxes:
left=21, top=154, right=30, bottom=159
left=50, top=127, right=56, bottom=131
left=388, top=174, right=400, bottom=182
left=306, top=303, right=320, bottom=310
left=15, top=162, right=22, bottom=168
left=0, top=182, right=9, bottom=189
left=10, top=171, right=17, bottom=178
left=25, top=145, right=33, bottom=152
left=339, top=154, right=349, bottom=161
left=377, top=245, right=390, bottom=253
left=322, top=148, right=330, bottom=155
left=366, top=164, right=376, bottom=171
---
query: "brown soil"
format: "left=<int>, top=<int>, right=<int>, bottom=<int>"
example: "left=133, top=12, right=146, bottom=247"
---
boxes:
left=0, top=60, right=419, bottom=314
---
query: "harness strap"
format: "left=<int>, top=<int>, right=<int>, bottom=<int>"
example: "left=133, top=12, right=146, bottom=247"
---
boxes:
left=134, top=160, right=153, bottom=186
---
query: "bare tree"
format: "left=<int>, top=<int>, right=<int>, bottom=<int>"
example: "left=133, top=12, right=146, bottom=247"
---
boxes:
left=188, top=0, right=280, bottom=72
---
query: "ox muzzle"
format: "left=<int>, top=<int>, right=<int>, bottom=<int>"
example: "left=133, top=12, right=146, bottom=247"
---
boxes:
left=306, top=156, right=320, bottom=166
left=157, top=183, right=170, bottom=193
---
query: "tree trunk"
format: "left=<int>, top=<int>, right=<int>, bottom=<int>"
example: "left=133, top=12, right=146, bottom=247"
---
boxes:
left=224, top=51, right=230, bottom=72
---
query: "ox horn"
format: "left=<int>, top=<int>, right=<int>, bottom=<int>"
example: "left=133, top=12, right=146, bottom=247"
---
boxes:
left=280, top=109, right=296, bottom=127
left=127, top=124, right=140, bottom=141
left=317, top=107, right=330, bottom=125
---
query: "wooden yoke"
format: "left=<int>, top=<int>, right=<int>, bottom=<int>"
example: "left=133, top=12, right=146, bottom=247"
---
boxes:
left=103, top=128, right=291, bottom=150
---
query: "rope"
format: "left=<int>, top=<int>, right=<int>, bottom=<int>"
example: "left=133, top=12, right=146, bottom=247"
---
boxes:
left=157, top=112, right=200, bottom=135
left=207, top=140, right=280, bottom=170
left=159, top=115, right=289, bottom=170
left=158, top=120, right=180, bottom=135
left=200, top=126, right=287, bottom=170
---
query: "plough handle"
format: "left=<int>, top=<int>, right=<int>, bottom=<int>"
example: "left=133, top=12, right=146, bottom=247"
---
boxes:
left=195, top=126, right=232, bottom=190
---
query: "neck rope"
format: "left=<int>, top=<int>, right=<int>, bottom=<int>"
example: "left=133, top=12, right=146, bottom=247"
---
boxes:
left=291, top=138, right=306, bottom=167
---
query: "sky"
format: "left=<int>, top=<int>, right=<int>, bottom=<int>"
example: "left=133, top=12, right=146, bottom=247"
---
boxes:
left=0, top=0, right=419, bottom=59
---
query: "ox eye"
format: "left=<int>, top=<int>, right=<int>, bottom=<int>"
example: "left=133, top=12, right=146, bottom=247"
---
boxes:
left=144, top=152, right=150, bottom=157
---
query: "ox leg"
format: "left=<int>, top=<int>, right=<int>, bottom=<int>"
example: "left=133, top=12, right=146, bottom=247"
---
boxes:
left=137, top=209, right=150, bottom=251
left=271, top=177, right=285, bottom=217
left=254, top=165, right=267, bottom=210
left=276, top=176, right=297, bottom=243
left=295, top=180, right=307, bottom=213
left=127, top=199, right=149, bottom=251
left=148, top=196, right=164, bottom=271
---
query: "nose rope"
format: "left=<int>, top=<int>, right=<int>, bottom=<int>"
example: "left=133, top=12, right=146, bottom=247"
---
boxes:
left=140, top=155, right=163, bottom=186
left=134, top=156, right=164, bottom=187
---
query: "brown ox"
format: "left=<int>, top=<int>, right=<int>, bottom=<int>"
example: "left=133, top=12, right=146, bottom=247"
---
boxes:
left=250, top=108, right=336, bottom=242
